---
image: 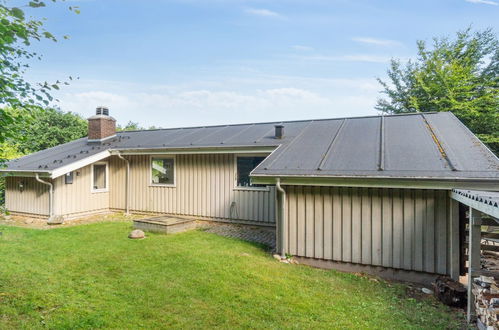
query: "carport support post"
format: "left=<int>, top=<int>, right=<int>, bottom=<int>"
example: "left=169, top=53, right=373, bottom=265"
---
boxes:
left=467, top=207, right=482, bottom=324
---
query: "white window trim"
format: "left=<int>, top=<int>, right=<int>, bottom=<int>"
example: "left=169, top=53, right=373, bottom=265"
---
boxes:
left=91, top=161, right=109, bottom=193
left=149, top=155, right=176, bottom=187
left=234, top=154, right=269, bottom=191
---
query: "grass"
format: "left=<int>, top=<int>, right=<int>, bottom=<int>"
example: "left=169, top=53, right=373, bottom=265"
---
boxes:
left=0, top=220, right=463, bottom=329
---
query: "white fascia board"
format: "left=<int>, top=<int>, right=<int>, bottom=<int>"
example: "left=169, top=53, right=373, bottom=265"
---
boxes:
left=250, top=175, right=499, bottom=190
left=0, top=170, right=51, bottom=178
left=113, top=146, right=277, bottom=155
left=50, top=150, right=111, bottom=179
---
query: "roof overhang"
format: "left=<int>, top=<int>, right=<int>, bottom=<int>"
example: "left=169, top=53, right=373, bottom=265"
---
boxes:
left=0, top=146, right=277, bottom=179
left=250, top=175, right=499, bottom=190
left=0, top=150, right=112, bottom=179
left=111, top=145, right=277, bottom=155
left=0, top=170, right=51, bottom=178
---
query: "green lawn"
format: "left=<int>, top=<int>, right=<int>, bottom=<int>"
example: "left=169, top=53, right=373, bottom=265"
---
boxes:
left=0, top=220, right=462, bottom=329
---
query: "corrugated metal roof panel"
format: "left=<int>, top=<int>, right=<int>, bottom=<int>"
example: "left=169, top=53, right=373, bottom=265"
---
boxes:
left=383, top=114, right=448, bottom=171
left=320, top=116, right=380, bottom=171
left=3, top=112, right=498, bottom=180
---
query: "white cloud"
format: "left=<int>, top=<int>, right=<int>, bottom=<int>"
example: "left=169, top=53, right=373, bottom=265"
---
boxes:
left=465, top=0, right=498, bottom=5
left=352, top=37, right=402, bottom=47
left=292, top=45, right=314, bottom=51
left=245, top=8, right=282, bottom=18
left=301, top=54, right=393, bottom=63
left=53, top=76, right=379, bottom=128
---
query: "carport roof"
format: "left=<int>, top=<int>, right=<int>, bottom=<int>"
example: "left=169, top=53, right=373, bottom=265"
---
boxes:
left=451, top=189, right=499, bottom=219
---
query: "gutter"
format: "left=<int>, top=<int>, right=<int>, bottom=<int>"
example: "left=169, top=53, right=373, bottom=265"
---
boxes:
left=116, top=152, right=130, bottom=215
left=35, top=173, right=55, bottom=223
left=275, top=178, right=286, bottom=258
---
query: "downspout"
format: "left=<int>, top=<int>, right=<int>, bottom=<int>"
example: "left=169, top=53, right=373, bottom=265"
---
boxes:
left=275, top=178, right=286, bottom=258
left=35, top=173, right=54, bottom=222
left=117, top=152, right=130, bottom=215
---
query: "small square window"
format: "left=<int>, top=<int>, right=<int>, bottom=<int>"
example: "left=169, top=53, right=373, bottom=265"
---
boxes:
left=151, top=158, right=175, bottom=185
left=236, top=156, right=266, bottom=188
left=65, top=172, right=74, bottom=184
left=92, top=163, right=107, bottom=191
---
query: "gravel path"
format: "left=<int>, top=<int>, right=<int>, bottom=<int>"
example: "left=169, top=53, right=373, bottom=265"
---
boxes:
left=200, top=223, right=276, bottom=250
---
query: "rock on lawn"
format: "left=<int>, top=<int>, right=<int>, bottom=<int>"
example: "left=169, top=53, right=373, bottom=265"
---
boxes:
left=129, top=229, right=145, bottom=239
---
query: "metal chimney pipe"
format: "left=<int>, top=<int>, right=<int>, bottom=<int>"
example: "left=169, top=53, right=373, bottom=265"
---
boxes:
left=275, top=125, right=284, bottom=139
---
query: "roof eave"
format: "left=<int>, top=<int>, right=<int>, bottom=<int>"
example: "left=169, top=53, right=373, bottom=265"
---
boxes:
left=250, top=174, right=499, bottom=191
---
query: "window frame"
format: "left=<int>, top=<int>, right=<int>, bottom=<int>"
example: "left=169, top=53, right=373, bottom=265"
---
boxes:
left=233, top=154, right=269, bottom=191
left=149, top=155, right=176, bottom=187
left=91, top=162, right=109, bottom=193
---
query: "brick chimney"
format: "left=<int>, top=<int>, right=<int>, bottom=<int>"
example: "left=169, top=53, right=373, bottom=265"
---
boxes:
left=88, top=106, right=116, bottom=142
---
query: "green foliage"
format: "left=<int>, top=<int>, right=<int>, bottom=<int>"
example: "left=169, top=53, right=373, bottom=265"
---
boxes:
left=0, top=221, right=464, bottom=328
left=377, top=28, right=499, bottom=155
left=0, top=0, right=78, bottom=145
left=117, top=121, right=161, bottom=131
left=117, top=121, right=143, bottom=131
left=0, top=142, right=22, bottom=205
left=0, top=107, right=86, bottom=205
left=5, top=107, right=88, bottom=154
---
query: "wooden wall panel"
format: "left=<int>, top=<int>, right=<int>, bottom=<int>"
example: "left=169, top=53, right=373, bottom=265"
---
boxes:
left=5, top=177, right=49, bottom=216
left=53, top=163, right=110, bottom=217
left=109, top=154, right=275, bottom=225
left=283, top=186, right=453, bottom=275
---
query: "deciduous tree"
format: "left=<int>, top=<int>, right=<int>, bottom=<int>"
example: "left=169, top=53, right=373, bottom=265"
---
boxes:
left=377, top=28, right=499, bottom=155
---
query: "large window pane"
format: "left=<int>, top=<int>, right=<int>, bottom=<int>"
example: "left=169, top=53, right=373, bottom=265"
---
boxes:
left=93, top=164, right=107, bottom=190
left=152, top=158, right=175, bottom=185
left=236, top=156, right=266, bottom=187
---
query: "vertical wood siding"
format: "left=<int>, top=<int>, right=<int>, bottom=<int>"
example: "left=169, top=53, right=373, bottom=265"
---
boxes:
left=284, top=186, right=452, bottom=275
left=53, top=163, right=110, bottom=217
left=5, top=177, right=49, bottom=216
left=109, top=154, right=276, bottom=224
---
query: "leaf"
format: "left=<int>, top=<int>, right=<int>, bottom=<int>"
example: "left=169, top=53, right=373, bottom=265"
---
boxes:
left=43, top=32, right=55, bottom=40
left=29, top=2, right=46, bottom=8
left=10, top=8, right=25, bottom=20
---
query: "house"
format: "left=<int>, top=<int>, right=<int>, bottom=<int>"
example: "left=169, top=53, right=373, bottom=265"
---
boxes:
left=2, top=106, right=499, bottom=282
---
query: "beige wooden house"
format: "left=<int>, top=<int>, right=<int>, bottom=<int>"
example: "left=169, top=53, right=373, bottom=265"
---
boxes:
left=2, top=107, right=499, bottom=282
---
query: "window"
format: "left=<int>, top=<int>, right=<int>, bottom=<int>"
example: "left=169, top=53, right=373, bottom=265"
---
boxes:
left=65, top=172, right=74, bottom=184
left=92, top=163, right=108, bottom=192
left=151, top=157, right=175, bottom=185
left=236, top=156, right=266, bottom=188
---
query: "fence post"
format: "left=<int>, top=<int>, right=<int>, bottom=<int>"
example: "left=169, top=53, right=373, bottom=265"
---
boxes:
left=467, top=207, right=482, bottom=323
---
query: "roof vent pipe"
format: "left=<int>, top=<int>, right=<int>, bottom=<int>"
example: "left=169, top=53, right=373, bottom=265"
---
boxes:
left=275, top=125, right=284, bottom=139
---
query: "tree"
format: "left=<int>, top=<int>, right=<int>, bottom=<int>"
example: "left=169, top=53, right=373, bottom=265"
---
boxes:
left=0, top=107, right=87, bottom=206
left=117, top=121, right=143, bottom=131
left=0, top=0, right=78, bottom=147
left=117, top=121, right=162, bottom=131
left=0, top=142, right=22, bottom=206
left=376, top=28, right=499, bottom=155
left=3, top=107, right=88, bottom=154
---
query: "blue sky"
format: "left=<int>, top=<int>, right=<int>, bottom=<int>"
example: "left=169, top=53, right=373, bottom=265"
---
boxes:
left=24, top=0, right=499, bottom=128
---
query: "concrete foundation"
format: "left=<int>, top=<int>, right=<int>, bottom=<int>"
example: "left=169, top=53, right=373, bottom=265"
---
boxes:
left=295, top=256, right=440, bottom=286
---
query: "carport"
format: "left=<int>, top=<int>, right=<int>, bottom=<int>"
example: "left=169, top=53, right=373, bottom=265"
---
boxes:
left=450, top=189, right=499, bottom=324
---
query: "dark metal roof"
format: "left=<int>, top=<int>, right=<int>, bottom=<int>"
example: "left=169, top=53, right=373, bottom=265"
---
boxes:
left=251, top=112, right=499, bottom=179
left=2, top=112, right=499, bottom=180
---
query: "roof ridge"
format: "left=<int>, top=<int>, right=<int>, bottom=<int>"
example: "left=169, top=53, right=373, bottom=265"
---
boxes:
left=118, top=112, right=443, bottom=134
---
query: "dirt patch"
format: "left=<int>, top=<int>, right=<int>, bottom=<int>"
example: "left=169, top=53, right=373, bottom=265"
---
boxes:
left=0, top=212, right=149, bottom=229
